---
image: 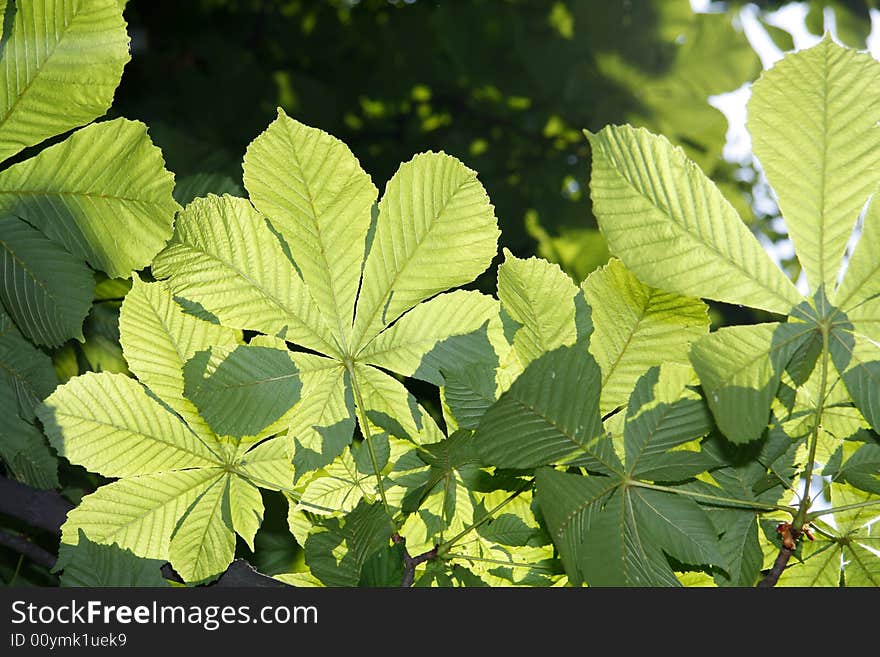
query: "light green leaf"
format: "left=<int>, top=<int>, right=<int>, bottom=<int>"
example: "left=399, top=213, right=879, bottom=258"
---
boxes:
left=183, top=344, right=302, bottom=439
left=832, top=482, right=880, bottom=535
left=0, top=0, right=129, bottom=162
left=353, top=362, right=443, bottom=444
left=118, top=275, right=239, bottom=441
left=0, top=215, right=93, bottom=346
left=777, top=539, right=841, bottom=587
left=228, top=475, right=264, bottom=551
left=358, top=290, right=501, bottom=386
left=690, top=322, right=814, bottom=443
left=153, top=194, right=338, bottom=356
left=496, top=250, right=580, bottom=367
left=56, top=530, right=168, bottom=588
left=749, top=38, right=880, bottom=293
left=236, top=435, right=295, bottom=491
left=60, top=468, right=223, bottom=561
left=299, top=448, right=374, bottom=515
left=588, top=125, right=801, bottom=314
left=828, top=329, right=880, bottom=432
left=244, top=109, right=377, bottom=347
left=288, top=361, right=354, bottom=479
left=351, top=151, right=499, bottom=349
left=475, top=345, right=616, bottom=472
left=837, top=443, right=880, bottom=495
left=169, top=474, right=235, bottom=584
left=0, top=119, right=178, bottom=277
left=833, top=197, right=880, bottom=313
left=844, top=543, right=880, bottom=587
left=38, top=371, right=221, bottom=477
left=583, top=258, right=708, bottom=414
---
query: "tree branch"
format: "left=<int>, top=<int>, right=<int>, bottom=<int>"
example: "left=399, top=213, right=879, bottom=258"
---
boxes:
left=0, top=475, right=73, bottom=535
left=392, top=533, right=437, bottom=587
left=757, top=546, right=793, bottom=588
left=0, top=529, right=57, bottom=570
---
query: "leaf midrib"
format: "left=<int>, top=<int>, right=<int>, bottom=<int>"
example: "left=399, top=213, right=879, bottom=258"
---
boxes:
left=166, top=239, right=338, bottom=357
left=54, top=410, right=221, bottom=466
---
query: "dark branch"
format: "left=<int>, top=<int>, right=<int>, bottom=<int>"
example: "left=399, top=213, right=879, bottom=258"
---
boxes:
left=758, top=546, right=794, bottom=588
left=0, top=475, right=73, bottom=535
left=393, top=533, right=438, bottom=587
left=0, top=529, right=57, bottom=569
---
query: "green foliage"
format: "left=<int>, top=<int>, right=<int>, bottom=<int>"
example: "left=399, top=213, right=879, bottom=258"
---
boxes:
left=115, top=0, right=761, bottom=264
left=55, top=530, right=169, bottom=587
left=0, top=0, right=177, bottom=489
left=39, top=279, right=295, bottom=584
left=535, top=363, right=721, bottom=586
left=590, top=38, right=880, bottom=443
left=5, top=2, right=880, bottom=589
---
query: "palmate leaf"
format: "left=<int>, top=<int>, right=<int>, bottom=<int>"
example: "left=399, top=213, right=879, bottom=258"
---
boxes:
left=589, top=41, right=880, bottom=448
left=535, top=364, right=721, bottom=586
left=583, top=258, right=708, bottom=414
left=0, top=0, right=130, bottom=163
left=155, top=120, right=499, bottom=487
left=748, top=37, right=880, bottom=293
left=39, top=280, right=299, bottom=584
